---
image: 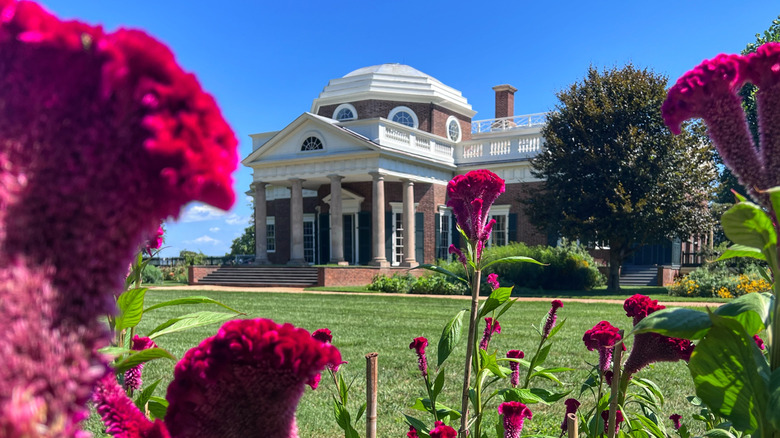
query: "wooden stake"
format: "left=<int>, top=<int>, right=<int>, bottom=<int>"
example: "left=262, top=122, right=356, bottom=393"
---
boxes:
left=608, top=330, right=625, bottom=438
left=567, top=413, right=578, bottom=438
left=365, top=352, right=378, bottom=438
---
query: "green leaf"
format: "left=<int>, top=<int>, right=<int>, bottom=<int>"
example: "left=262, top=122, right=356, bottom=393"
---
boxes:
left=689, top=313, right=770, bottom=434
left=704, top=429, right=737, bottom=438
left=437, top=310, right=466, bottom=367
left=716, top=244, right=767, bottom=262
left=356, top=403, right=366, bottom=423
left=147, top=396, right=168, bottom=420
left=547, top=317, right=566, bottom=340
left=98, top=346, right=133, bottom=357
left=528, top=388, right=570, bottom=403
left=338, top=373, right=349, bottom=405
left=633, top=377, right=665, bottom=406
left=115, top=288, right=147, bottom=331
left=714, top=292, right=773, bottom=336
left=480, top=350, right=506, bottom=378
left=413, top=264, right=469, bottom=285
left=763, top=186, right=780, bottom=228
left=482, top=255, right=545, bottom=270
left=333, top=399, right=351, bottom=430
left=732, top=190, right=748, bottom=203
left=533, top=343, right=552, bottom=368
left=721, top=202, right=776, bottom=251
left=147, top=311, right=239, bottom=339
left=478, top=286, right=512, bottom=318
left=500, top=388, right=548, bottom=404
left=144, top=296, right=243, bottom=314
left=633, top=413, right=665, bottom=438
left=410, top=398, right=461, bottom=419
left=768, top=368, right=780, bottom=430
left=404, top=414, right=430, bottom=434
left=530, top=371, right=563, bottom=385
left=134, top=378, right=161, bottom=412
left=432, top=369, right=445, bottom=399
left=113, top=348, right=176, bottom=374
left=632, top=307, right=711, bottom=340
left=495, top=297, right=518, bottom=320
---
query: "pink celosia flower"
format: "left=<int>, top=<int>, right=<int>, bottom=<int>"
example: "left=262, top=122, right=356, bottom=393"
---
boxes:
left=542, top=300, right=563, bottom=339
left=601, top=410, right=624, bottom=434
left=124, top=336, right=158, bottom=392
left=498, top=401, right=532, bottom=438
left=448, top=244, right=467, bottom=269
left=506, top=350, right=524, bottom=387
left=429, top=421, right=457, bottom=438
left=409, top=337, right=429, bottom=379
left=407, top=425, right=420, bottom=438
left=560, top=398, right=581, bottom=433
left=754, top=334, right=765, bottom=350
left=143, top=226, right=165, bottom=256
left=623, top=295, right=694, bottom=375
left=583, top=321, right=622, bottom=373
left=605, top=370, right=614, bottom=386
left=479, top=317, right=501, bottom=350
left=487, top=273, right=500, bottom=290
left=446, top=170, right=505, bottom=255
left=670, top=413, right=682, bottom=430
left=94, top=319, right=341, bottom=438
left=312, top=328, right=333, bottom=344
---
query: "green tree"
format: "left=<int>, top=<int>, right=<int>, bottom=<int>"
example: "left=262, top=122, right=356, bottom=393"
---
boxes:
left=179, top=249, right=206, bottom=266
left=227, top=200, right=255, bottom=256
left=525, top=65, right=716, bottom=291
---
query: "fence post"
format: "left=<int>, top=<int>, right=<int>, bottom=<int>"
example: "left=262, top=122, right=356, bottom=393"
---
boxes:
left=366, top=352, right=378, bottom=438
left=567, top=413, right=578, bottom=438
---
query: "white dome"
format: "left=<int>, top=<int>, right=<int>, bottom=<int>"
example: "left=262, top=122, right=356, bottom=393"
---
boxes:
left=311, top=63, right=475, bottom=117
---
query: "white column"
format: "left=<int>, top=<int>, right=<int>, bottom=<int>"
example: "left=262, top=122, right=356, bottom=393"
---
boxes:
left=252, top=182, right=269, bottom=264
left=369, top=172, right=389, bottom=267
left=288, top=178, right=306, bottom=265
left=329, top=174, right=347, bottom=265
left=401, top=179, right=418, bottom=267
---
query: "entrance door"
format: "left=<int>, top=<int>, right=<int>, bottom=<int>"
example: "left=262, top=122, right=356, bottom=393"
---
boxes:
left=303, top=216, right=316, bottom=264
left=343, top=214, right=355, bottom=265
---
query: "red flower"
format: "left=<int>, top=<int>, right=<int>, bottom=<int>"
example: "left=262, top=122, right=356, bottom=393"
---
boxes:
left=601, top=410, right=624, bottom=434
left=429, top=421, right=457, bottom=438
left=312, top=328, right=333, bottom=344
left=542, top=300, right=564, bottom=339
left=624, top=294, right=665, bottom=325
left=143, top=226, right=165, bottom=256
left=407, top=425, right=420, bottom=438
left=560, top=398, right=581, bottom=433
left=123, top=336, right=158, bottom=391
left=498, top=401, right=533, bottom=438
left=487, top=273, right=500, bottom=290
left=754, top=334, right=765, bottom=350
left=670, top=413, right=682, bottom=430
left=583, top=321, right=622, bottom=373
left=409, top=337, right=429, bottom=378
left=479, top=317, right=501, bottom=351
left=446, top=170, right=505, bottom=254
left=506, top=350, right=524, bottom=387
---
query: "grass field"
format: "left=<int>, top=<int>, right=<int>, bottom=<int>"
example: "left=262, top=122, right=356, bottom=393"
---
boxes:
left=85, top=289, right=715, bottom=437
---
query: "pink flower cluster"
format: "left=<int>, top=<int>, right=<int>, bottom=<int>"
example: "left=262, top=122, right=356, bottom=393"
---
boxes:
left=583, top=320, right=622, bottom=373
left=663, top=42, right=780, bottom=207
left=124, top=336, right=158, bottom=391
left=410, top=337, right=429, bottom=379
left=506, top=350, right=524, bottom=387
left=143, top=226, right=165, bottom=256
left=446, top=170, right=505, bottom=262
left=542, top=300, right=563, bottom=339
left=479, top=317, right=502, bottom=350
left=498, top=401, right=532, bottom=438
left=429, top=421, right=457, bottom=438
left=94, top=319, right=342, bottom=438
left=600, top=409, right=624, bottom=434
left=560, top=398, right=581, bottom=433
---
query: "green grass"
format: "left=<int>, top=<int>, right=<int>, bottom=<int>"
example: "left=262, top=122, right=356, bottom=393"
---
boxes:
left=86, top=290, right=707, bottom=437
left=305, top=285, right=377, bottom=293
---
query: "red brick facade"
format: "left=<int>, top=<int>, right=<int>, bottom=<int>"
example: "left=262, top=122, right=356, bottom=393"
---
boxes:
left=493, top=85, right=517, bottom=119
left=503, top=181, right=547, bottom=245
left=317, top=266, right=425, bottom=287
left=188, top=266, right=219, bottom=284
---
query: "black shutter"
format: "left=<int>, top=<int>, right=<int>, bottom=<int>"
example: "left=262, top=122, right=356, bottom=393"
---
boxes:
left=385, top=211, right=393, bottom=262
left=319, top=213, right=329, bottom=264
left=415, top=212, right=424, bottom=263
left=508, top=213, right=517, bottom=244
left=451, top=214, right=460, bottom=250
left=358, top=211, right=371, bottom=265
left=434, top=213, right=441, bottom=260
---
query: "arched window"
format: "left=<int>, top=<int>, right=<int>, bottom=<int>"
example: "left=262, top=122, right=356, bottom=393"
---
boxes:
left=446, top=116, right=462, bottom=142
left=388, top=106, right=419, bottom=129
left=301, top=136, right=323, bottom=151
left=333, top=103, right=358, bottom=121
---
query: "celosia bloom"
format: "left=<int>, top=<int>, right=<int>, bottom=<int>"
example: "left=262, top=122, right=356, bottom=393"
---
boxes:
left=0, top=1, right=237, bottom=435
left=498, top=401, right=533, bottom=438
left=506, top=350, right=524, bottom=387
left=446, top=170, right=505, bottom=255
left=94, top=319, right=341, bottom=438
left=662, top=43, right=780, bottom=207
left=487, top=273, right=500, bottom=290
left=623, top=295, right=694, bottom=375
left=410, top=337, right=429, bottom=378
left=124, top=336, right=158, bottom=391
left=542, top=299, right=563, bottom=339
left=143, top=226, right=165, bottom=256
left=448, top=244, right=467, bottom=269
left=407, top=425, right=420, bottom=438
left=754, top=334, right=765, bottom=350
left=479, top=317, right=501, bottom=350
left=670, top=413, right=682, bottom=430
left=429, top=421, right=457, bottom=438
left=583, top=320, right=622, bottom=373
left=560, top=398, right=581, bottom=433
left=312, top=328, right=333, bottom=344
left=601, top=410, right=624, bottom=434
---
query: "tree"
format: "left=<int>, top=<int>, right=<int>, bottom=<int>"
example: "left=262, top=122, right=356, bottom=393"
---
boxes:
left=227, top=200, right=255, bottom=256
left=525, top=65, right=716, bottom=291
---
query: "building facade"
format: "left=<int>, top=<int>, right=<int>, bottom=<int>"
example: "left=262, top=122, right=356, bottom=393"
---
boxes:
left=242, top=64, right=550, bottom=266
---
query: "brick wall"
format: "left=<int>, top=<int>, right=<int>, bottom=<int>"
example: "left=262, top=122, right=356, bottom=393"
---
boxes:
left=318, top=266, right=426, bottom=287
left=657, top=266, right=679, bottom=286
left=188, top=266, right=219, bottom=284
left=502, top=181, right=547, bottom=245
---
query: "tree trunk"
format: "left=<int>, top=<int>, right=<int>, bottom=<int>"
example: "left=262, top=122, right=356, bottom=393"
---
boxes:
left=607, top=250, right=622, bottom=292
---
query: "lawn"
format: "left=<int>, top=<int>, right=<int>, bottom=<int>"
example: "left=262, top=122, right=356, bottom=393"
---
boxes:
left=86, top=289, right=714, bottom=437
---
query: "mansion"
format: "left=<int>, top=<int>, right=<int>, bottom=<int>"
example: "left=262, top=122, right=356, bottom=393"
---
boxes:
left=242, top=64, right=550, bottom=266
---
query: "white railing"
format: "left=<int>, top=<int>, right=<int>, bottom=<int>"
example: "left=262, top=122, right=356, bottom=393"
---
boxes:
left=471, top=112, right=548, bottom=134
left=379, top=122, right=455, bottom=161
left=456, top=133, right=543, bottom=164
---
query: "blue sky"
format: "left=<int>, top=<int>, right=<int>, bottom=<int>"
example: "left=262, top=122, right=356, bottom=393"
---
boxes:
left=41, top=0, right=779, bottom=258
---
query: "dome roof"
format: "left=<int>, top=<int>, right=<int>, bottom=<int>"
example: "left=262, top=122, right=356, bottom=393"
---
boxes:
left=311, top=63, right=475, bottom=117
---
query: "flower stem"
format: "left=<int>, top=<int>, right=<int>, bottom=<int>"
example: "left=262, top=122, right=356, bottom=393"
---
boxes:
left=522, top=337, right=545, bottom=389
left=459, top=269, right=482, bottom=438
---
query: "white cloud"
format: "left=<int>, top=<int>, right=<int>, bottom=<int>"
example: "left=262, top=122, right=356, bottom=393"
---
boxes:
left=181, top=204, right=227, bottom=223
left=245, top=195, right=253, bottom=204
left=225, top=214, right=249, bottom=226
left=209, top=227, right=221, bottom=233
left=187, top=235, right=221, bottom=245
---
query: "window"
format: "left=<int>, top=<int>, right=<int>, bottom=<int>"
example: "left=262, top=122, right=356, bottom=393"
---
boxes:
left=303, top=215, right=316, bottom=264
left=333, top=103, right=357, bottom=121
left=301, top=136, right=323, bottom=151
left=266, top=217, right=276, bottom=253
left=487, top=205, right=510, bottom=247
left=393, top=212, right=404, bottom=265
left=388, top=106, right=419, bottom=129
left=446, top=116, right=461, bottom=142
left=436, top=209, right=452, bottom=260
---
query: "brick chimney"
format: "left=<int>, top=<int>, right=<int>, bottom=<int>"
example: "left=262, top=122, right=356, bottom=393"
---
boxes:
left=492, top=84, right=517, bottom=119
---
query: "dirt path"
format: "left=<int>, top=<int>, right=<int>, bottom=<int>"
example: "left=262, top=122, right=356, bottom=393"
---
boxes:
left=149, top=284, right=722, bottom=308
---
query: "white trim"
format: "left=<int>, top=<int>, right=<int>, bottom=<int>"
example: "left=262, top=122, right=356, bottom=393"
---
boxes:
left=333, top=103, right=358, bottom=121
left=488, top=204, right=510, bottom=246
left=388, top=106, right=419, bottom=129
left=446, top=115, right=462, bottom=142
left=322, top=188, right=365, bottom=214
left=303, top=214, right=316, bottom=264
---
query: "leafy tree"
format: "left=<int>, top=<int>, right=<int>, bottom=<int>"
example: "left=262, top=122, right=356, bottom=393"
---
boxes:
left=179, top=249, right=206, bottom=266
left=525, top=65, right=716, bottom=291
left=227, top=200, right=255, bottom=256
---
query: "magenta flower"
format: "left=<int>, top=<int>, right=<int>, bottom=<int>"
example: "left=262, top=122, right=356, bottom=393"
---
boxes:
left=124, top=336, right=158, bottom=392
left=429, top=421, right=457, bottom=438
left=446, top=170, right=505, bottom=254
left=754, top=334, right=765, bottom=350
left=542, top=299, right=563, bottom=339
left=312, top=328, right=333, bottom=344
left=601, top=410, right=624, bottom=434
left=0, top=2, right=236, bottom=435
left=407, top=425, right=420, bottom=438
left=670, top=413, right=682, bottom=430
left=583, top=321, right=622, bottom=373
left=506, top=350, right=524, bottom=387
left=498, top=401, right=533, bottom=438
left=560, top=398, right=581, bottom=433
left=144, top=226, right=165, bottom=256
left=487, top=273, right=500, bottom=290
left=623, top=295, right=694, bottom=375
left=94, top=319, right=342, bottom=438
left=448, top=244, right=467, bottom=269
left=410, top=337, right=429, bottom=378
left=479, top=317, right=501, bottom=350
left=662, top=43, right=780, bottom=207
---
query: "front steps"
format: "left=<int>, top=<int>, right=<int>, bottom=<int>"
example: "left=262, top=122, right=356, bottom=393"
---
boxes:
left=619, top=264, right=658, bottom=286
left=196, top=266, right=319, bottom=287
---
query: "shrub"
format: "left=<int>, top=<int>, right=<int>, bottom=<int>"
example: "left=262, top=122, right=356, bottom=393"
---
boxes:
left=409, top=274, right=468, bottom=295
left=439, top=241, right=605, bottom=291
left=141, top=264, right=163, bottom=284
left=668, top=264, right=771, bottom=298
left=160, top=265, right=188, bottom=283
left=367, top=273, right=414, bottom=294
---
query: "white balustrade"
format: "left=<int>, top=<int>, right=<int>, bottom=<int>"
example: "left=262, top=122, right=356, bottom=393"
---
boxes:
left=471, top=112, right=548, bottom=134
left=378, top=122, right=455, bottom=162
left=457, top=133, right=543, bottom=164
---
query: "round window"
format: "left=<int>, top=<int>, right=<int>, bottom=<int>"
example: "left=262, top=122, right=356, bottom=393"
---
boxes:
left=446, top=116, right=461, bottom=142
left=301, top=136, right=323, bottom=151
